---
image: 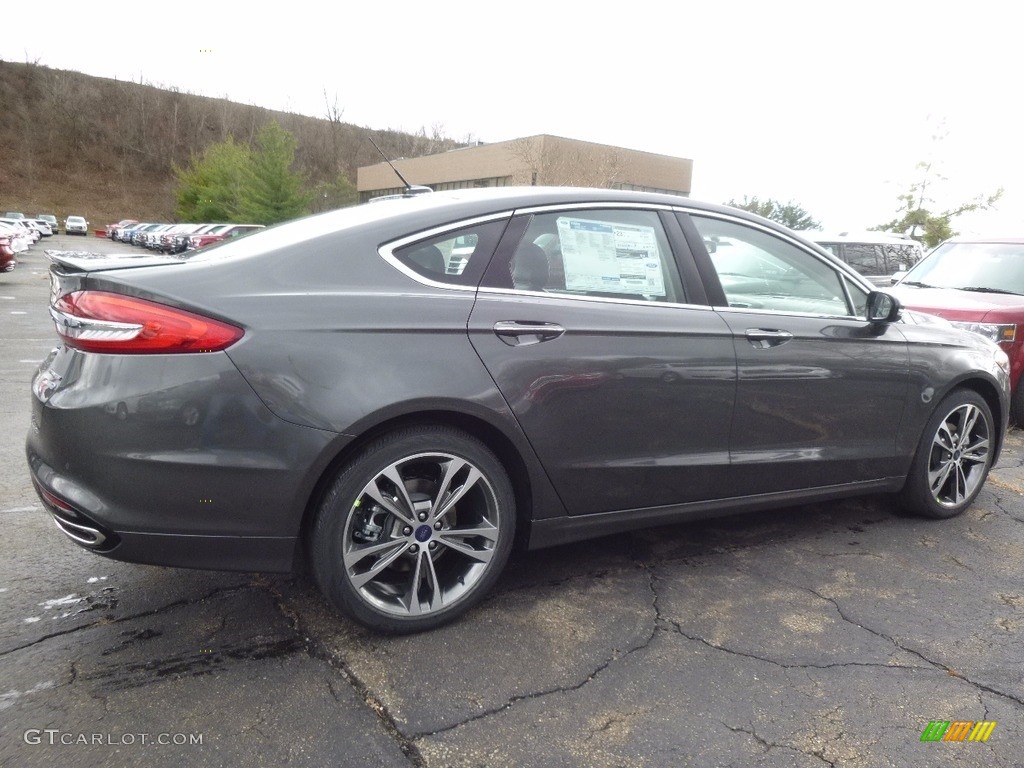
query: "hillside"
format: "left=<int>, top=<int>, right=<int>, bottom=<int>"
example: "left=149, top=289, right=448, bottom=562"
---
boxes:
left=0, top=60, right=462, bottom=225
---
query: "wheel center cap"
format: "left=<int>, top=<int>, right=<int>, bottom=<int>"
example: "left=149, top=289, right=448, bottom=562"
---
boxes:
left=414, top=525, right=433, bottom=542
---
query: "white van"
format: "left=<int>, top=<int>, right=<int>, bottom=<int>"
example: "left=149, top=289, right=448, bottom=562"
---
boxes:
left=800, top=230, right=924, bottom=286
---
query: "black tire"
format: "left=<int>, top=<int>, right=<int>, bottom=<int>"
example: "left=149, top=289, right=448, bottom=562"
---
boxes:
left=901, top=388, right=995, bottom=519
left=1010, top=379, right=1024, bottom=427
left=310, top=426, right=515, bottom=633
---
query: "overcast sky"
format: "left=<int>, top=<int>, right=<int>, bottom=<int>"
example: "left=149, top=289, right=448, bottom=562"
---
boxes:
left=4, top=0, right=1019, bottom=234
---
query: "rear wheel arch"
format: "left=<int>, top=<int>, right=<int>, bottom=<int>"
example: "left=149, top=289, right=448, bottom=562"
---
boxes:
left=298, top=409, right=536, bottom=564
left=309, top=424, right=516, bottom=631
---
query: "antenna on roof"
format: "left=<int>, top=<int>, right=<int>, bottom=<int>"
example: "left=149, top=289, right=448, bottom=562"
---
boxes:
left=367, top=136, right=432, bottom=197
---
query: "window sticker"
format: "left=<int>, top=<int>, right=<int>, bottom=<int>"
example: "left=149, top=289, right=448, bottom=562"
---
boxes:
left=556, top=217, right=666, bottom=296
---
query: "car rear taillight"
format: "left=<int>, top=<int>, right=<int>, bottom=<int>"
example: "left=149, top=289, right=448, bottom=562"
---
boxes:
left=50, top=290, right=243, bottom=354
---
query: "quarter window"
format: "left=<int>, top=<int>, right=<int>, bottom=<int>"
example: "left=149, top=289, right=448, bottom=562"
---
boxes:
left=392, top=220, right=507, bottom=285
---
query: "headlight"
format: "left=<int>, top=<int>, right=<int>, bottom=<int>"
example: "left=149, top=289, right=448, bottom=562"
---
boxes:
left=949, top=321, right=1016, bottom=344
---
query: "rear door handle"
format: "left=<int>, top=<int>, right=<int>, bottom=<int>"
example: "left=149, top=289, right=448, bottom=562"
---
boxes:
left=745, top=328, right=793, bottom=349
left=493, top=321, right=565, bottom=346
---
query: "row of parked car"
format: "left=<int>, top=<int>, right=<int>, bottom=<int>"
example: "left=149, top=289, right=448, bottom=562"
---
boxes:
left=0, top=213, right=56, bottom=275
left=4, top=211, right=90, bottom=236
left=107, top=219, right=265, bottom=254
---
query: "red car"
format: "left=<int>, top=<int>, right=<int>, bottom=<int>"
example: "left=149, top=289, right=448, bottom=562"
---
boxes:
left=891, top=237, right=1024, bottom=422
left=0, top=231, right=16, bottom=274
left=188, top=223, right=265, bottom=250
left=106, top=219, right=138, bottom=239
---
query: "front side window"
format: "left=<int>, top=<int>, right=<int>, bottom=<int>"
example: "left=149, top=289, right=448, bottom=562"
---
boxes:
left=493, top=209, right=685, bottom=303
left=693, top=216, right=864, bottom=317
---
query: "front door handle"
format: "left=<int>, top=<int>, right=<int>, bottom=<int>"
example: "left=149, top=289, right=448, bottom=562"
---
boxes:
left=493, top=321, right=565, bottom=346
left=745, top=328, right=793, bottom=349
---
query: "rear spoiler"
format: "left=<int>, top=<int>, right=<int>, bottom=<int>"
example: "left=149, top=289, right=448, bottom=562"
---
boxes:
left=45, top=249, right=184, bottom=273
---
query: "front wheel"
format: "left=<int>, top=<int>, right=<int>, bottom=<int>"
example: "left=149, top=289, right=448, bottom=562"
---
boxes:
left=901, top=389, right=995, bottom=519
left=1010, top=380, right=1024, bottom=427
left=310, top=426, right=515, bottom=633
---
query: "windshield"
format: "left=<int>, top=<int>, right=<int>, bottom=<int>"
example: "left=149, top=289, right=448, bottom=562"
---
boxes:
left=902, top=242, right=1024, bottom=294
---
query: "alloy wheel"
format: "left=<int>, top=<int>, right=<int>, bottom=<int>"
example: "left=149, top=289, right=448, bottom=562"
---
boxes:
left=341, top=451, right=502, bottom=618
left=928, top=402, right=990, bottom=509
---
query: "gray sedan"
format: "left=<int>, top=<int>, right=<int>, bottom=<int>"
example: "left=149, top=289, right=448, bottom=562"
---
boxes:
left=27, top=187, right=1010, bottom=632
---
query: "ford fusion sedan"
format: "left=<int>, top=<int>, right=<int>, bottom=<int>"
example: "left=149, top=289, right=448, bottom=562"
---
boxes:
left=27, top=188, right=1010, bottom=633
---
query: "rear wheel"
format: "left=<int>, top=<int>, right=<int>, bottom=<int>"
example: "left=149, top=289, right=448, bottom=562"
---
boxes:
left=310, top=426, right=515, bottom=633
left=901, top=388, right=994, bottom=519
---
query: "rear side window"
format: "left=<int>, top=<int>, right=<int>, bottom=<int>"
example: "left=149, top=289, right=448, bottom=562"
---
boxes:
left=485, top=208, right=685, bottom=303
left=392, top=219, right=508, bottom=286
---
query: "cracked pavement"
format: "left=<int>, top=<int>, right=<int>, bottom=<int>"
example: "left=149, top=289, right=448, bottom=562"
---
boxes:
left=3, top=236, right=1023, bottom=766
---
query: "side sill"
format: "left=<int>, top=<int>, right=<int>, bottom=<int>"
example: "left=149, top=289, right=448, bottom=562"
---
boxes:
left=526, top=478, right=905, bottom=550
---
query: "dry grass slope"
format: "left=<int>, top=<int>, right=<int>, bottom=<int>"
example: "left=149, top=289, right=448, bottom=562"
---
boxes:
left=0, top=60, right=461, bottom=225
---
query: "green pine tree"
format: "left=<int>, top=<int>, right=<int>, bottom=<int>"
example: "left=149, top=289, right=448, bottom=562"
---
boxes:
left=238, top=121, right=312, bottom=225
left=173, top=138, right=251, bottom=222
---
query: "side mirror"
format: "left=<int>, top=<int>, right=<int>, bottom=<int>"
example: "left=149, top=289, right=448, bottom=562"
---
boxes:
left=866, top=291, right=900, bottom=323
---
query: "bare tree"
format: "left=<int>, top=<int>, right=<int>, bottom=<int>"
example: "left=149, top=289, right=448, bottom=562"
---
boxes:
left=509, top=137, right=623, bottom=188
left=323, top=89, right=345, bottom=172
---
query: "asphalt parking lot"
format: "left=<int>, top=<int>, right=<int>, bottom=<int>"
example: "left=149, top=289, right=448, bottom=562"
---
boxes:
left=2, top=234, right=1023, bottom=767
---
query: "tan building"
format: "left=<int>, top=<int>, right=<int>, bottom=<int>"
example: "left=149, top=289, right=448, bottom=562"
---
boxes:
left=357, top=134, right=693, bottom=203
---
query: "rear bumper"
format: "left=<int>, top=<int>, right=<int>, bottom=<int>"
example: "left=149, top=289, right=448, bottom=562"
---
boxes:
left=26, top=346, right=347, bottom=573
left=33, top=478, right=298, bottom=573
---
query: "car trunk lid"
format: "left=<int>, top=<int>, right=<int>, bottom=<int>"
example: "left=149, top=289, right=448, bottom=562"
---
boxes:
left=45, top=249, right=184, bottom=273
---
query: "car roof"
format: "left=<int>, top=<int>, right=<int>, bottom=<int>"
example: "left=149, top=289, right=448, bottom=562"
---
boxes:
left=183, top=187, right=862, bottom=286
left=336, top=186, right=785, bottom=235
left=799, top=230, right=921, bottom=246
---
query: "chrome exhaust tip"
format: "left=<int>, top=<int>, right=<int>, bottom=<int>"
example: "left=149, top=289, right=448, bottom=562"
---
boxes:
left=51, top=512, right=108, bottom=549
left=34, top=482, right=119, bottom=552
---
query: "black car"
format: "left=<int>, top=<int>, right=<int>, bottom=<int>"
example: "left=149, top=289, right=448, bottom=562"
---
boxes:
left=27, top=187, right=1011, bottom=633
